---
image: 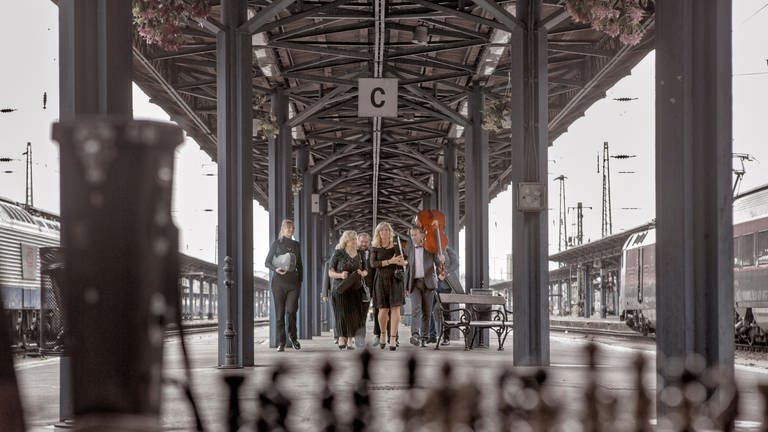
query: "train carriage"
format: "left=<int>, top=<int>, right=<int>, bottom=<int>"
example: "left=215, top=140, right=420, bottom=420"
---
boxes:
left=733, top=185, right=768, bottom=343
left=619, top=228, right=656, bottom=334
left=0, top=198, right=59, bottom=347
left=619, top=184, right=768, bottom=344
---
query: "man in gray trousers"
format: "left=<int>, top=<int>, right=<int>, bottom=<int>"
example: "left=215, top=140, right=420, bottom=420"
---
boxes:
left=406, top=226, right=443, bottom=347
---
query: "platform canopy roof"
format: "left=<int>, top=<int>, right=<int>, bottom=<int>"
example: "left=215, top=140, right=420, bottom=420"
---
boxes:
left=131, top=0, right=655, bottom=234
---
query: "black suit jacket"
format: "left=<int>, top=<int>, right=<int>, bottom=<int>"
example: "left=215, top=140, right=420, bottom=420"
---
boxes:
left=406, top=245, right=440, bottom=292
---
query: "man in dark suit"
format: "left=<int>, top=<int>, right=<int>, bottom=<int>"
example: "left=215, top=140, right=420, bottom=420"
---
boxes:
left=355, top=232, right=375, bottom=347
left=406, top=226, right=443, bottom=347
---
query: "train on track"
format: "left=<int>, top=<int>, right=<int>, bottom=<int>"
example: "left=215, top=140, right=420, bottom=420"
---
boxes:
left=620, top=184, right=768, bottom=344
left=0, top=197, right=60, bottom=348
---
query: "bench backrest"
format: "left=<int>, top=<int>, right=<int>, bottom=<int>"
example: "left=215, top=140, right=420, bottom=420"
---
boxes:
left=438, top=293, right=506, bottom=306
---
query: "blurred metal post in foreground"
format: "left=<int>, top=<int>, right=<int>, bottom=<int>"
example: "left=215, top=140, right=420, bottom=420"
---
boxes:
left=0, top=294, right=25, bottom=431
left=51, top=119, right=183, bottom=430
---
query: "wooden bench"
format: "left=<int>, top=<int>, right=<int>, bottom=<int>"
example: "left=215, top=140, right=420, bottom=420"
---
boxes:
left=434, top=293, right=513, bottom=351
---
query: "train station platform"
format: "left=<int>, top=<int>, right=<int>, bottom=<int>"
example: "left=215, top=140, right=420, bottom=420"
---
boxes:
left=13, top=321, right=768, bottom=431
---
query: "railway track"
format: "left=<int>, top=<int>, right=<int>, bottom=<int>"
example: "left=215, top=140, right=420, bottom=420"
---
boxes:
left=549, top=324, right=651, bottom=340
left=165, top=319, right=269, bottom=337
left=553, top=324, right=768, bottom=354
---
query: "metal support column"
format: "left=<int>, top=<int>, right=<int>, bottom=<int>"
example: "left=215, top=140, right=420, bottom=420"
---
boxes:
left=655, top=0, right=733, bottom=389
left=208, top=280, right=214, bottom=319
left=599, top=268, right=606, bottom=319
left=311, top=182, right=322, bottom=336
left=57, top=2, right=133, bottom=426
left=59, top=0, right=133, bottom=121
left=318, top=196, right=327, bottom=332
left=464, top=85, right=489, bottom=290
left=583, top=265, right=592, bottom=318
left=268, top=87, right=292, bottom=347
left=510, top=0, right=549, bottom=366
left=201, top=279, right=206, bottom=318
left=295, top=145, right=313, bottom=339
left=440, top=140, right=459, bottom=245
left=216, top=0, right=254, bottom=367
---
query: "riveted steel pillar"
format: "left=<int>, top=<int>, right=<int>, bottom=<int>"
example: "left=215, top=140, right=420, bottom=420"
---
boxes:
left=294, top=145, right=313, bottom=339
left=268, top=87, right=293, bottom=347
left=216, top=0, right=254, bottom=367
left=440, top=140, right=459, bottom=245
left=655, top=0, right=733, bottom=401
left=510, top=0, right=550, bottom=366
left=465, top=85, right=489, bottom=291
left=311, top=187, right=322, bottom=336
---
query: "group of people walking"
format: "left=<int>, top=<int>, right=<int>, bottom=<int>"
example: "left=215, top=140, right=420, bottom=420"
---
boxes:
left=265, top=218, right=462, bottom=352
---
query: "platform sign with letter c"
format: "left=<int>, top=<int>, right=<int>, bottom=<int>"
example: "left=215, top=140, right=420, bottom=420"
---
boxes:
left=358, top=78, right=398, bottom=117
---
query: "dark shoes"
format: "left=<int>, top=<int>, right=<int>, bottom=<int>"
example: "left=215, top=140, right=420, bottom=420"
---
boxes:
left=409, top=335, right=421, bottom=346
left=420, top=338, right=427, bottom=348
left=276, top=345, right=285, bottom=352
left=290, top=339, right=301, bottom=350
left=427, top=336, right=437, bottom=344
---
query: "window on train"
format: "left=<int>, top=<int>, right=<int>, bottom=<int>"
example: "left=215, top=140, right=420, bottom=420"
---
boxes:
left=758, top=231, right=768, bottom=266
left=736, top=234, right=755, bottom=267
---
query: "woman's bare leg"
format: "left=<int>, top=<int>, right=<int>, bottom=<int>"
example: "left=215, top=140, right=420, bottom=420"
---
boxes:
left=378, top=308, right=389, bottom=345
left=389, top=306, right=401, bottom=346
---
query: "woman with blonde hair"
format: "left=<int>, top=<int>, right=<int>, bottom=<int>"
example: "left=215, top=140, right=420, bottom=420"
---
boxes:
left=327, top=230, right=368, bottom=349
left=265, top=219, right=303, bottom=352
left=370, top=222, right=407, bottom=350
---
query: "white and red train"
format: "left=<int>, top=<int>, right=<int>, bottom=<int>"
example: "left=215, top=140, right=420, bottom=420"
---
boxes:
left=0, top=197, right=60, bottom=347
left=620, top=184, right=768, bottom=343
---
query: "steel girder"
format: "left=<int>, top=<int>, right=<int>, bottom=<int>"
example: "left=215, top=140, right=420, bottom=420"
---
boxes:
left=130, top=0, right=655, bottom=235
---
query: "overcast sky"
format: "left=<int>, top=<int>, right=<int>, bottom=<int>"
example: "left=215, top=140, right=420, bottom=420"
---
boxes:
left=1, top=2, right=767, bottom=279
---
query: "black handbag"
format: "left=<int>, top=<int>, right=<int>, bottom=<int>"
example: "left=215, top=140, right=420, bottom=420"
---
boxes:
left=393, top=268, right=404, bottom=281
left=338, top=271, right=362, bottom=294
left=361, top=279, right=371, bottom=302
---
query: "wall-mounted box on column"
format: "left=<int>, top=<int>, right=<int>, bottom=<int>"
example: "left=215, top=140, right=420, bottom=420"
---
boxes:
left=517, top=183, right=546, bottom=212
left=311, top=193, right=320, bottom=213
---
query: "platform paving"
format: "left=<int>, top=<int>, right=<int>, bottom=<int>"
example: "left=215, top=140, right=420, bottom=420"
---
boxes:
left=13, top=320, right=768, bottom=431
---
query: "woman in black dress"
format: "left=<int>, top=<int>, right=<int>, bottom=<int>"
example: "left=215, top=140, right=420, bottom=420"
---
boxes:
left=370, top=222, right=407, bottom=350
left=327, top=230, right=368, bottom=350
left=265, top=219, right=303, bottom=352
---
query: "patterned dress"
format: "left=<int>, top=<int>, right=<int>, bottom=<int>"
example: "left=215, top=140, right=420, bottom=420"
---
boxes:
left=371, top=246, right=406, bottom=308
left=330, top=249, right=365, bottom=338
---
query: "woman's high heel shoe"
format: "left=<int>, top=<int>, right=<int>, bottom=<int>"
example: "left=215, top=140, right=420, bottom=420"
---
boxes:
left=339, top=344, right=347, bottom=350
left=389, top=338, right=397, bottom=351
left=379, top=337, right=386, bottom=349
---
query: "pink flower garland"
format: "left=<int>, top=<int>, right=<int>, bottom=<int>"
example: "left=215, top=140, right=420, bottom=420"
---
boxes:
left=133, top=0, right=211, bottom=51
left=565, top=0, right=653, bottom=46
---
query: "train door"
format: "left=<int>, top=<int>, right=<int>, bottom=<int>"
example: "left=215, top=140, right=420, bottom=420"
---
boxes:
left=641, top=244, right=656, bottom=308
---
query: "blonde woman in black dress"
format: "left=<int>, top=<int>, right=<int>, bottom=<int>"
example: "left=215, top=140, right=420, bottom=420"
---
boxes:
left=328, top=230, right=368, bottom=350
left=370, top=222, right=407, bottom=350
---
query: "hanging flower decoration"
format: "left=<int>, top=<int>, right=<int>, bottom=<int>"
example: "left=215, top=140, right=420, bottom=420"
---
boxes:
left=455, top=159, right=465, bottom=180
left=482, top=99, right=511, bottom=133
left=564, top=0, right=654, bottom=46
left=291, top=168, right=303, bottom=194
left=253, top=95, right=280, bottom=139
left=133, top=0, right=211, bottom=51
